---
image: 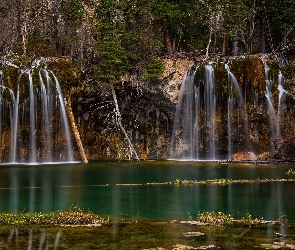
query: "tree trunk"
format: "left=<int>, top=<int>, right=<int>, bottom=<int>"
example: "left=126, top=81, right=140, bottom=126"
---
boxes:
left=205, top=11, right=215, bottom=59
left=283, top=30, right=287, bottom=48
left=65, top=94, right=88, bottom=163
left=261, top=20, right=265, bottom=53
left=222, top=33, right=226, bottom=55
left=162, top=18, right=174, bottom=55
left=21, top=23, right=27, bottom=56
left=51, top=13, right=60, bottom=56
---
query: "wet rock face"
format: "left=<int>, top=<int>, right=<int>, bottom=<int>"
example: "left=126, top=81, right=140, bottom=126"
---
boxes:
left=1, top=56, right=295, bottom=161
left=70, top=58, right=193, bottom=161
left=0, top=59, right=78, bottom=163
left=71, top=56, right=295, bottom=161
left=71, top=81, right=176, bottom=160
left=167, top=55, right=295, bottom=160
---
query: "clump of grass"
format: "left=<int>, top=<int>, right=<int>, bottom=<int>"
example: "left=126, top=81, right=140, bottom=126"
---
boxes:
left=0, top=206, right=107, bottom=226
left=261, top=243, right=274, bottom=248
left=238, top=211, right=252, bottom=226
left=195, top=211, right=269, bottom=226
left=197, top=211, right=234, bottom=225
left=166, top=178, right=289, bottom=186
left=171, top=179, right=194, bottom=185
left=286, top=168, right=295, bottom=176
left=205, top=178, right=233, bottom=184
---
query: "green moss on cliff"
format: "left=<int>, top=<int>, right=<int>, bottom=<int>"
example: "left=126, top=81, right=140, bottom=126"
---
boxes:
left=194, top=64, right=205, bottom=86
left=230, top=56, right=265, bottom=96
left=46, top=58, right=81, bottom=91
left=215, top=61, right=228, bottom=95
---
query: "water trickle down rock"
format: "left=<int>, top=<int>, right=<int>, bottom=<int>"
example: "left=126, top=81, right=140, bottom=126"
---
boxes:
left=170, top=55, right=295, bottom=161
left=0, top=60, right=75, bottom=163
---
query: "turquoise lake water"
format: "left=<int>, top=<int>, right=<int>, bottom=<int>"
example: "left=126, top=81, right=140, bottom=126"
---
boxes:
left=0, top=160, right=294, bottom=221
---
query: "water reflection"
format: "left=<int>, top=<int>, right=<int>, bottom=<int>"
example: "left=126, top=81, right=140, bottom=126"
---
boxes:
left=1, top=223, right=294, bottom=249
left=8, top=229, right=18, bottom=241
left=3, top=228, right=61, bottom=249
left=0, top=161, right=294, bottom=220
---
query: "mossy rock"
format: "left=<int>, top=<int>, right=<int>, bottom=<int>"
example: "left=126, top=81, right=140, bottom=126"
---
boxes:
left=215, top=61, right=228, bottom=95
left=1, top=66, right=19, bottom=92
left=46, top=58, right=81, bottom=91
left=194, top=64, right=206, bottom=86
left=281, top=62, right=295, bottom=80
left=230, top=56, right=265, bottom=96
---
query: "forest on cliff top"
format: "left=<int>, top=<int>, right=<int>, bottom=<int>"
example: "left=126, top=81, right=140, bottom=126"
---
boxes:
left=1, top=0, right=295, bottom=83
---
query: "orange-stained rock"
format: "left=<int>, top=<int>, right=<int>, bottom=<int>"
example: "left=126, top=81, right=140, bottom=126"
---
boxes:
left=257, top=152, right=272, bottom=160
left=231, top=152, right=257, bottom=161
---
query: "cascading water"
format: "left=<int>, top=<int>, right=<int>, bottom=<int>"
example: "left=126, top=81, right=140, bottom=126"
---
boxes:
left=39, top=69, right=52, bottom=161
left=170, top=63, right=222, bottom=160
left=204, top=63, right=217, bottom=160
left=50, top=71, right=74, bottom=162
left=262, top=57, right=278, bottom=145
left=170, top=66, right=199, bottom=160
left=28, top=71, right=36, bottom=163
left=170, top=56, right=294, bottom=161
left=277, top=71, right=284, bottom=138
left=10, top=82, right=19, bottom=163
left=0, top=61, right=75, bottom=164
left=225, top=63, right=247, bottom=160
left=261, top=57, right=295, bottom=152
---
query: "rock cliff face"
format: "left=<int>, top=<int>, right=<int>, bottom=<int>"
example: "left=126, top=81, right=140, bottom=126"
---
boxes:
left=70, top=58, right=194, bottom=160
left=70, top=55, right=295, bottom=161
left=1, top=55, right=295, bottom=162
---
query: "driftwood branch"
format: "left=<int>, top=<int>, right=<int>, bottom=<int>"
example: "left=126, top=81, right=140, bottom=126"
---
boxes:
left=111, top=85, right=140, bottom=161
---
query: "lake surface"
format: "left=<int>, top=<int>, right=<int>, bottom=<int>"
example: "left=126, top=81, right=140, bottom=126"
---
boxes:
left=0, top=160, right=294, bottom=221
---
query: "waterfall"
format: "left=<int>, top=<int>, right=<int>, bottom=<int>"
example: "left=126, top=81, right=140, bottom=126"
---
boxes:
left=205, top=64, right=217, bottom=160
left=170, top=57, right=290, bottom=161
left=262, top=58, right=277, bottom=146
left=170, top=63, right=220, bottom=160
left=277, top=71, right=284, bottom=138
left=50, top=71, right=74, bottom=162
left=170, top=67, right=198, bottom=160
left=277, top=71, right=295, bottom=131
left=0, top=62, right=75, bottom=164
left=261, top=57, right=292, bottom=152
left=226, top=64, right=244, bottom=160
left=28, top=71, right=37, bottom=163
left=10, top=81, right=19, bottom=163
left=39, top=69, right=52, bottom=161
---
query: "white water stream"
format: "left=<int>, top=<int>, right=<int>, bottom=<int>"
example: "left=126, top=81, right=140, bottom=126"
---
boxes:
left=0, top=62, right=74, bottom=163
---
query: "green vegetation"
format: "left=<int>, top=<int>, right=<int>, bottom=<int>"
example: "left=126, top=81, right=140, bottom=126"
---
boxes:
left=194, top=64, right=206, bottom=86
left=167, top=178, right=294, bottom=185
left=286, top=168, right=295, bottom=176
left=197, top=211, right=235, bottom=225
left=0, top=210, right=294, bottom=249
left=0, top=207, right=106, bottom=226
left=61, top=0, right=84, bottom=25
left=143, top=57, right=165, bottom=81
left=92, top=0, right=129, bottom=85
left=195, top=211, right=269, bottom=226
left=0, top=208, right=282, bottom=227
left=1, top=0, right=295, bottom=85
